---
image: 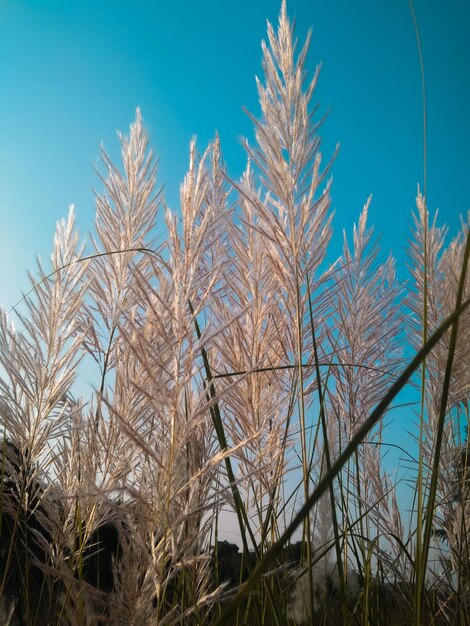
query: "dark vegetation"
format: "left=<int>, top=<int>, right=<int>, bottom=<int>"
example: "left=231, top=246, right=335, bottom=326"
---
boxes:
left=0, top=441, right=123, bottom=624
left=1, top=463, right=460, bottom=626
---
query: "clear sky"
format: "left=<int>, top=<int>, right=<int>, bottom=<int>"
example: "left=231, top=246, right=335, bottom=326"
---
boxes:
left=1, top=0, right=469, bottom=309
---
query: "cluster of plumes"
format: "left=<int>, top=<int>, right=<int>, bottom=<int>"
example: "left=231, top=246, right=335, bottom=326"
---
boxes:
left=407, top=193, right=470, bottom=605
left=0, top=1, right=469, bottom=624
left=0, top=117, right=224, bottom=624
left=0, top=440, right=124, bottom=625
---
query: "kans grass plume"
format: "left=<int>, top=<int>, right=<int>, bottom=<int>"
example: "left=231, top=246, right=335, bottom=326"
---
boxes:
left=1, top=2, right=469, bottom=624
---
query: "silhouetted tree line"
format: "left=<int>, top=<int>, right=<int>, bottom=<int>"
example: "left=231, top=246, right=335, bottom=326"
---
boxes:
left=214, top=539, right=307, bottom=586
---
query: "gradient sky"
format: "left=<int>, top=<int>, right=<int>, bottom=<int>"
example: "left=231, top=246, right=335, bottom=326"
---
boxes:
left=1, top=0, right=469, bottom=310
left=0, top=2, right=469, bottom=529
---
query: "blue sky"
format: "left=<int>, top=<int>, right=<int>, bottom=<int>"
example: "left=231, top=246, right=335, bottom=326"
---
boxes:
left=1, top=0, right=469, bottom=310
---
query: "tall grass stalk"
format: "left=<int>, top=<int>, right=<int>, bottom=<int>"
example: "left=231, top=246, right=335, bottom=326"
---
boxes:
left=1, top=3, right=468, bottom=625
left=214, top=297, right=470, bottom=625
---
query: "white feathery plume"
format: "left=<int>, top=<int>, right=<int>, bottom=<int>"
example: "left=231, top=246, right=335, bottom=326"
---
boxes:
left=324, top=198, right=402, bottom=579
left=210, top=161, right=294, bottom=534
left=0, top=206, right=87, bottom=461
left=328, top=197, right=402, bottom=442
left=409, top=197, right=470, bottom=592
left=239, top=0, right=336, bottom=389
